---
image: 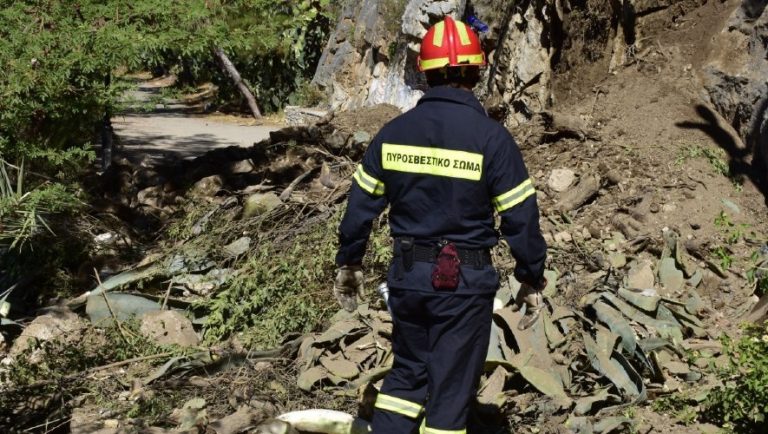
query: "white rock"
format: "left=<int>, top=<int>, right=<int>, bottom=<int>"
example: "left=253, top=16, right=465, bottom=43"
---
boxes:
left=10, top=309, right=86, bottom=357
left=243, top=192, right=282, bottom=218
left=554, top=231, right=573, bottom=244
left=140, top=310, right=200, bottom=348
left=548, top=169, right=576, bottom=192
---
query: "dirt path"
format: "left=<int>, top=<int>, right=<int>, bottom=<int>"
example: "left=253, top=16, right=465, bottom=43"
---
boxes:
left=113, top=113, right=282, bottom=161
left=113, top=80, right=283, bottom=162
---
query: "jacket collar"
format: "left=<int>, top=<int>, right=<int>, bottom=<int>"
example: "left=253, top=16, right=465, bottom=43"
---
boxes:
left=417, top=85, right=486, bottom=116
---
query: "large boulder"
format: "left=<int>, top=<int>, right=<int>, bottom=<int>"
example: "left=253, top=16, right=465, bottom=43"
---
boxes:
left=139, top=310, right=200, bottom=348
left=313, top=0, right=438, bottom=111
left=10, top=308, right=87, bottom=357
left=702, top=1, right=768, bottom=174
left=473, top=0, right=554, bottom=127
left=313, top=0, right=555, bottom=126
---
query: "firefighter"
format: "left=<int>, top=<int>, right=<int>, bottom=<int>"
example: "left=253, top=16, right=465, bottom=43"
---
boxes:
left=333, top=15, right=548, bottom=434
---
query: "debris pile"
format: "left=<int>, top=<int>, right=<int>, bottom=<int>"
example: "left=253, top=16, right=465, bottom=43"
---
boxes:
left=293, top=229, right=725, bottom=431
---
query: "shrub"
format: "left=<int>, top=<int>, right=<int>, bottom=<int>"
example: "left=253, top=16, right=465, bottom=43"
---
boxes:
left=701, top=324, right=768, bottom=432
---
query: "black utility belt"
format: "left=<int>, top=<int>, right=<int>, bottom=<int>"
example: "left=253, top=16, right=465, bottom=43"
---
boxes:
left=398, top=242, right=492, bottom=269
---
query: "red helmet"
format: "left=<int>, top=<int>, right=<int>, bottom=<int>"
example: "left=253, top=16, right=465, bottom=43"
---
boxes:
left=418, top=16, right=486, bottom=72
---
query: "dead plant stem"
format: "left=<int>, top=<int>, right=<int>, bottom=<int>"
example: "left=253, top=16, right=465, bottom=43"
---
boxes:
left=94, top=268, right=132, bottom=348
left=161, top=279, right=173, bottom=310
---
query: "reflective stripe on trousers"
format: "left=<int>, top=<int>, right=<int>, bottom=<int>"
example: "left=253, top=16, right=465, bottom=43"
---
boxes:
left=370, top=289, right=494, bottom=434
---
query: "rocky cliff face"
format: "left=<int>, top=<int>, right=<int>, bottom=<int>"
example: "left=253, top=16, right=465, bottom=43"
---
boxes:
left=313, top=0, right=767, bottom=167
left=312, top=0, right=466, bottom=112
left=702, top=0, right=768, bottom=171
left=311, top=0, right=553, bottom=128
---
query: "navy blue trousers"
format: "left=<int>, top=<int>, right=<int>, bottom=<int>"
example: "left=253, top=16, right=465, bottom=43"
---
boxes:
left=371, top=289, right=494, bottom=434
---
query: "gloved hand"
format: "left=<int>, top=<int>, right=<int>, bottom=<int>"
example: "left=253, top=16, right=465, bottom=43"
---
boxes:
left=511, top=278, right=547, bottom=330
left=334, top=265, right=364, bottom=312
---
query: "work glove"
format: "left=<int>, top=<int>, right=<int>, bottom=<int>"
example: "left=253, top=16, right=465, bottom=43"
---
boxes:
left=334, top=265, right=364, bottom=312
left=511, top=278, right=547, bottom=331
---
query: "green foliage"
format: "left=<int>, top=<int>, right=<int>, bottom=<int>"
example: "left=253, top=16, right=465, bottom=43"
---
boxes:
left=676, top=145, right=743, bottom=188
left=0, top=319, right=187, bottom=430
left=0, top=0, right=333, bottom=157
left=709, top=211, right=754, bottom=270
left=0, top=159, right=83, bottom=249
left=651, top=393, right=699, bottom=426
left=201, top=206, right=391, bottom=347
left=1, top=320, right=173, bottom=388
left=676, top=145, right=729, bottom=175
left=0, top=0, right=334, bottom=296
left=290, top=80, right=326, bottom=107
left=747, top=249, right=768, bottom=296
left=701, top=325, right=768, bottom=432
left=712, top=245, right=734, bottom=270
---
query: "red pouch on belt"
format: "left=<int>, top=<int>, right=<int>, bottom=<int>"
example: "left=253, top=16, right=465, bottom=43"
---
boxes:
left=431, top=242, right=461, bottom=290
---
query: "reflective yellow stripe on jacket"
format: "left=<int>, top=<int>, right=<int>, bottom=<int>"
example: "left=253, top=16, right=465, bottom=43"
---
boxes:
left=374, top=393, right=423, bottom=418
left=382, top=143, right=483, bottom=181
left=353, top=164, right=385, bottom=196
left=493, top=178, right=535, bottom=212
left=422, top=426, right=467, bottom=434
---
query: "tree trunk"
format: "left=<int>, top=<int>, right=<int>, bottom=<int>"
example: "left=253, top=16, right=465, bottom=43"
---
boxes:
left=213, top=46, right=262, bottom=118
left=101, top=74, right=114, bottom=171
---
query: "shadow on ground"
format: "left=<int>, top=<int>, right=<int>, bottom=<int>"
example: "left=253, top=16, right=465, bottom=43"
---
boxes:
left=676, top=104, right=768, bottom=206
left=117, top=132, right=241, bottom=161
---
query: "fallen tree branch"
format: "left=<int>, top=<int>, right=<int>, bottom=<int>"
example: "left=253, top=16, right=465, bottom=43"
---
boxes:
left=213, top=46, right=262, bottom=119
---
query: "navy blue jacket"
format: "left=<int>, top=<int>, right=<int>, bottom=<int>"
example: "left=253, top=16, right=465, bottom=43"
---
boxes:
left=336, top=86, right=547, bottom=294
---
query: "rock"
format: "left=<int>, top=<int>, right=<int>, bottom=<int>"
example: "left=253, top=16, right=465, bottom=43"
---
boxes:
left=192, top=175, right=223, bottom=197
left=547, top=168, right=576, bottom=192
left=229, top=159, right=256, bottom=174
left=694, top=357, right=711, bottom=370
left=664, top=361, right=691, bottom=376
left=702, top=4, right=768, bottom=179
left=313, top=0, right=554, bottom=126
left=626, top=261, right=655, bottom=289
left=137, top=185, right=164, bottom=208
left=175, top=269, right=234, bottom=296
left=269, top=126, right=307, bottom=143
left=542, top=232, right=555, bottom=245
left=10, top=309, right=86, bottom=356
left=609, top=253, right=627, bottom=269
left=350, top=130, right=372, bottom=146
left=542, top=111, right=588, bottom=140
left=483, top=0, right=554, bottom=127
left=695, top=424, right=723, bottom=434
left=658, top=258, right=685, bottom=294
left=313, top=0, right=427, bottom=111
left=224, top=237, right=251, bottom=257
left=243, top=192, right=282, bottom=218
left=71, top=406, right=117, bottom=434
left=254, top=419, right=299, bottom=434
left=135, top=168, right=166, bottom=189
left=554, top=231, right=573, bottom=244
left=543, top=269, right=559, bottom=298
left=209, top=405, right=263, bottom=434
left=556, top=175, right=601, bottom=212
left=139, top=310, right=200, bottom=347
left=324, top=130, right=349, bottom=151
left=284, top=106, right=329, bottom=127
left=721, top=198, right=741, bottom=214
left=319, top=356, right=359, bottom=379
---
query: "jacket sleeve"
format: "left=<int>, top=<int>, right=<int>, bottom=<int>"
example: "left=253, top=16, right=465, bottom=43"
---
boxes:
left=335, top=137, right=388, bottom=266
left=485, top=129, right=547, bottom=286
